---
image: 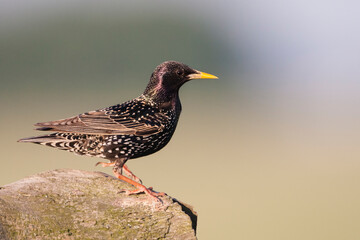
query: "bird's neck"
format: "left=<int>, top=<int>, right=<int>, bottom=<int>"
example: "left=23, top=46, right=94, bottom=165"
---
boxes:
left=142, top=90, right=181, bottom=111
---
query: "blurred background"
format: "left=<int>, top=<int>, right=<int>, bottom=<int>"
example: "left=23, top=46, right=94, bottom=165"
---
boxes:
left=1, top=0, right=360, bottom=239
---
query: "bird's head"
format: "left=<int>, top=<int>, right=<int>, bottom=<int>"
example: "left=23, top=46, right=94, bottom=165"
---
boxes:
left=143, top=61, right=218, bottom=103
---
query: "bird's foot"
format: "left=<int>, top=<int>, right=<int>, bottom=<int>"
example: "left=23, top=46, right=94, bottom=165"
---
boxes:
left=119, top=186, right=166, bottom=203
left=95, top=161, right=115, bottom=167
left=113, top=169, right=165, bottom=203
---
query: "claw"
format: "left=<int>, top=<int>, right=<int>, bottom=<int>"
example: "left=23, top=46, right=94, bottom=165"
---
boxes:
left=147, top=187, right=166, bottom=197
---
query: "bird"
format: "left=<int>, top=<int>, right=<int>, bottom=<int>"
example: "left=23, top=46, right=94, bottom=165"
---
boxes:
left=18, top=61, right=218, bottom=202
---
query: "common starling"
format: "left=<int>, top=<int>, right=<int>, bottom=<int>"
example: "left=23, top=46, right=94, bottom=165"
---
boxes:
left=18, top=61, right=218, bottom=202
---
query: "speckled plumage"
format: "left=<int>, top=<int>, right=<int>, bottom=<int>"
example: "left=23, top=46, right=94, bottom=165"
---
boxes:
left=19, top=61, right=218, bottom=202
left=28, top=95, right=180, bottom=167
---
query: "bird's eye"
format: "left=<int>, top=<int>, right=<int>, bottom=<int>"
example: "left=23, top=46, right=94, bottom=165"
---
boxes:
left=176, top=70, right=183, bottom=76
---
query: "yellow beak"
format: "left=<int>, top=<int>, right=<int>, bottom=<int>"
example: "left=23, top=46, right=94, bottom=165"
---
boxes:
left=188, top=71, right=218, bottom=80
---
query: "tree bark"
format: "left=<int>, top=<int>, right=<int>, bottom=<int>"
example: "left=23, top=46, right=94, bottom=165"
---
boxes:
left=0, top=169, right=197, bottom=240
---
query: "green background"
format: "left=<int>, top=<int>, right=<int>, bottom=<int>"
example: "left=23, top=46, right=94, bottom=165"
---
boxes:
left=1, top=1, right=360, bottom=239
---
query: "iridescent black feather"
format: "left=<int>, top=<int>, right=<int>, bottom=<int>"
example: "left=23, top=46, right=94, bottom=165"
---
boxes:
left=18, top=61, right=201, bottom=168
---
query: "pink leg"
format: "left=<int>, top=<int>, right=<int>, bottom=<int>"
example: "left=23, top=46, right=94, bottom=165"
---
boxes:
left=96, top=162, right=142, bottom=183
left=95, top=161, right=115, bottom=167
left=113, top=169, right=165, bottom=203
left=122, top=164, right=143, bottom=184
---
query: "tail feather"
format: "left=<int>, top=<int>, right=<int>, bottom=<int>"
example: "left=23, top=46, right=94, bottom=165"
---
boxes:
left=18, top=135, right=58, bottom=144
left=35, top=127, right=55, bottom=131
left=18, top=134, right=80, bottom=153
left=18, top=134, right=69, bottom=147
left=18, top=133, right=104, bottom=157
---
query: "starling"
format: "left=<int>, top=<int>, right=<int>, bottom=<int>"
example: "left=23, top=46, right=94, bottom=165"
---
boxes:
left=18, top=61, right=218, bottom=202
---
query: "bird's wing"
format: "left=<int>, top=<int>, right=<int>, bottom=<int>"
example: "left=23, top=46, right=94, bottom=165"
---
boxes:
left=35, top=98, right=169, bottom=136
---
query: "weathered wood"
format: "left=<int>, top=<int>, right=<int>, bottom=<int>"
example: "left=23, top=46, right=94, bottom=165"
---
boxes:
left=0, top=169, right=197, bottom=240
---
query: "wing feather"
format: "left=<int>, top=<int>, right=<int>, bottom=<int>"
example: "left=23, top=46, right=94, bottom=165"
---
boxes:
left=35, top=98, right=165, bottom=136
